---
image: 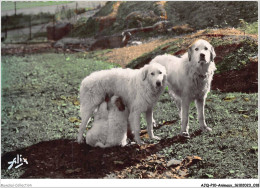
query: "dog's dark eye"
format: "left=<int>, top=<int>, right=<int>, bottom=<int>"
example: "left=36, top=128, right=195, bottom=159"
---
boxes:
left=159, top=71, right=162, bottom=74
left=205, top=47, right=208, bottom=50
left=151, top=72, right=154, bottom=76
left=195, top=48, right=199, bottom=51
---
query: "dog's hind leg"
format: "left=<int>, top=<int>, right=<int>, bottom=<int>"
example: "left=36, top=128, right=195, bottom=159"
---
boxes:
left=77, top=105, right=96, bottom=144
left=95, top=142, right=107, bottom=148
left=169, top=90, right=181, bottom=118
left=175, top=99, right=182, bottom=118
left=146, top=108, right=160, bottom=140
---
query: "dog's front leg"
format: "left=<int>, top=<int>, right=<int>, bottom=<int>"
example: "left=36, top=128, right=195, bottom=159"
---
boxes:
left=146, top=108, right=160, bottom=140
left=180, top=97, right=191, bottom=138
left=196, top=97, right=212, bottom=132
left=129, top=111, right=142, bottom=145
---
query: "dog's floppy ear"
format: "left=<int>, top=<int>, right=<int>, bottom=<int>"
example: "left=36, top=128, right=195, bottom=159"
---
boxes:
left=210, top=46, right=216, bottom=62
left=188, top=45, right=192, bottom=61
left=142, top=65, right=148, bottom=81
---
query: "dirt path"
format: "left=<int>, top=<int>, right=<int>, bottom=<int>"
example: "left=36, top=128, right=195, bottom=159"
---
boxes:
left=104, top=38, right=176, bottom=67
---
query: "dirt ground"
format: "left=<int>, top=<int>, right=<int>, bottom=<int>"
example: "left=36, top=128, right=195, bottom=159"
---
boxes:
left=1, top=130, right=203, bottom=179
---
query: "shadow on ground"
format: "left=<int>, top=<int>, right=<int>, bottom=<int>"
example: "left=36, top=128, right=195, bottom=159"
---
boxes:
left=1, top=129, right=203, bottom=178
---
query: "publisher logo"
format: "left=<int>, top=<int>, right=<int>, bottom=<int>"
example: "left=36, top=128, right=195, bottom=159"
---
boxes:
left=8, top=154, right=28, bottom=170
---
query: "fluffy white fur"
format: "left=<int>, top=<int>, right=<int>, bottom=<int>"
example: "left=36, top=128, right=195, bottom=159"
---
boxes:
left=150, top=39, right=216, bottom=137
left=78, top=63, right=167, bottom=144
left=85, top=96, right=128, bottom=148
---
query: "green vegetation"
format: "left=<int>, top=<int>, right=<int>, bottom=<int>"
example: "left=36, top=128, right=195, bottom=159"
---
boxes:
left=144, top=91, right=258, bottom=178
left=1, top=1, right=72, bottom=11
left=1, top=53, right=119, bottom=155
left=216, top=39, right=258, bottom=73
left=239, top=20, right=258, bottom=35
left=245, top=22, right=258, bottom=34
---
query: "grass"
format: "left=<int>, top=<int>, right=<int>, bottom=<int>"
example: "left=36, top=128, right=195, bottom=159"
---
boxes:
left=1, top=53, right=119, bottom=155
left=239, top=21, right=258, bottom=35
left=149, top=91, right=258, bottom=178
left=215, top=39, right=258, bottom=73
left=1, top=53, right=258, bottom=179
left=245, top=22, right=258, bottom=34
left=1, top=1, right=72, bottom=11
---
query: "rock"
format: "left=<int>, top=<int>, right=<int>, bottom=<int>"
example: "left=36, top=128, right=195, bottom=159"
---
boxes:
left=130, top=41, right=142, bottom=46
left=167, top=158, right=182, bottom=167
left=89, top=32, right=131, bottom=51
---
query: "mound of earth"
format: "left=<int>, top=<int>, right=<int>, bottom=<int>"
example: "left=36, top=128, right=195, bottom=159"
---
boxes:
left=71, top=1, right=258, bottom=37
left=212, top=56, right=258, bottom=93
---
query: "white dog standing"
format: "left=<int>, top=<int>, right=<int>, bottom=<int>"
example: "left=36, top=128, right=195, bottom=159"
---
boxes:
left=78, top=63, right=167, bottom=144
left=150, top=39, right=216, bottom=138
left=86, top=96, right=128, bottom=148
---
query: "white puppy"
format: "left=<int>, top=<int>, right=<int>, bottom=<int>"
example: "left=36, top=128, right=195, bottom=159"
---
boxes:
left=78, top=63, right=167, bottom=144
left=150, top=39, right=216, bottom=138
left=86, top=96, right=128, bottom=148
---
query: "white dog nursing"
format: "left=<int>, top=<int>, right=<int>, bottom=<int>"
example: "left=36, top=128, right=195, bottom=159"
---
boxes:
left=79, top=39, right=216, bottom=146
left=86, top=96, right=128, bottom=148
left=150, top=39, right=216, bottom=138
left=78, top=63, right=167, bottom=145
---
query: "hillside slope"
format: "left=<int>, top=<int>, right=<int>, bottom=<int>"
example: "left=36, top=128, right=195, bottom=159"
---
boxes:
left=71, top=1, right=258, bottom=37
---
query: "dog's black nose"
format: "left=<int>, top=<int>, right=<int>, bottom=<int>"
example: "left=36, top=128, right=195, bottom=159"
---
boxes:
left=200, top=53, right=205, bottom=59
left=156, top=81, right=161, bottom=87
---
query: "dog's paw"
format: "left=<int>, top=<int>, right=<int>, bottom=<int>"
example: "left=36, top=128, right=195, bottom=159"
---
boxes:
left=152, top=121, right=159, bottom=128
left=201, top=126, right=212, bottom=132
left=152, top=135, right=161, bottom=141
left=179, top=132, right=190, bottom=138
left=77, top=136, right=84, bottom=144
